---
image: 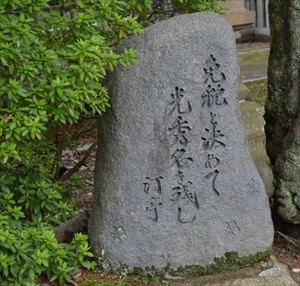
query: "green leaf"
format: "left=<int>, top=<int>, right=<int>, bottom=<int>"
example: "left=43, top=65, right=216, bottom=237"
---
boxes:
left=1, top=56, right=8, bottom=66
left=10, top=265, right=20, bottom=278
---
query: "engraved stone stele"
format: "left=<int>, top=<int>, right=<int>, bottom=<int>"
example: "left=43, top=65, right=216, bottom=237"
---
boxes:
left=89, top=12, right=274, bottom=273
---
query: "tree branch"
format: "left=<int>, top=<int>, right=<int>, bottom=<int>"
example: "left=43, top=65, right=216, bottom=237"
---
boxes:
left=72, top=119, right=97, bottom=139
left=60, top=142, right=97, bottom=181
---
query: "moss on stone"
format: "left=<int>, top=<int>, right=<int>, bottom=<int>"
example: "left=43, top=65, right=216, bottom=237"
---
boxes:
left=89, top=249, right=273, bottom=285
left=244, top=79, right=267, bottom=106
left=167, top=249, right=272, bottom=278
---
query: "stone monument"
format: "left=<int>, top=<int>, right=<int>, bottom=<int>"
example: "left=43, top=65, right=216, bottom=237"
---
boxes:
left=89, top=12, right=274, bottom=274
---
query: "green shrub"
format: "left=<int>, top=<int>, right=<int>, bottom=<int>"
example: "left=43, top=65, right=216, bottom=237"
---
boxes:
left=0, top=173, right=97, bottom=285
left=0, top=1, right=141, bottom=284
left=0, top=1, right=220, bottom=284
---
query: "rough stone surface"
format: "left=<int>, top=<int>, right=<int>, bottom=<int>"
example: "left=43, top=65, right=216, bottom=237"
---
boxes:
left=89, top=12, right=273, bottom=271
left=255, top=162, right=274, bottom=199
left=239, top=101, right=274, bottom=198
left=239, top=50, right=268, bottom=82
left=240, top=102, right=268, bottom=163
left=238, top=82, right=249, bottom=101
left=170, top=257, right=298, bottom=286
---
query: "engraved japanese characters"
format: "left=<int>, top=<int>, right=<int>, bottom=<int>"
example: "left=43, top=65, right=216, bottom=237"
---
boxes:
left=89, top=12, right=273, bottom=271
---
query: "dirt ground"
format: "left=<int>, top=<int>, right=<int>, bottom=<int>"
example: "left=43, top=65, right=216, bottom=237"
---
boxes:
left=273, top=232, right=300, bottom=284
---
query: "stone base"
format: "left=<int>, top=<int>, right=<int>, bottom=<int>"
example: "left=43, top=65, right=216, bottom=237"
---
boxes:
left=240, top=101, right=269, bottom=163
left=222, top=10, right=256, bottom=31
left=255, top=162, right=274, bottom=199
left=170, top=256, right=298, bottom=286
left=239, top=101, right=274, bottom=199
left=219, top=0, right=256, bottom=39
left=238, top=82, right=249, bottom=101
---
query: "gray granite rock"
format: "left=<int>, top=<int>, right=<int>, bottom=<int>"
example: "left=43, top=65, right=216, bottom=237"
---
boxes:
left=255, top=162, right=274, bottom=199
left=238, top=82, right=249, bottom=101
left=89, top=12, right=274, bottom=272
left=240, top=101, right=269, bottom=164
left=239, top=101, right=274, bottom=198
left=171, top=257, right=298, bottom=286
